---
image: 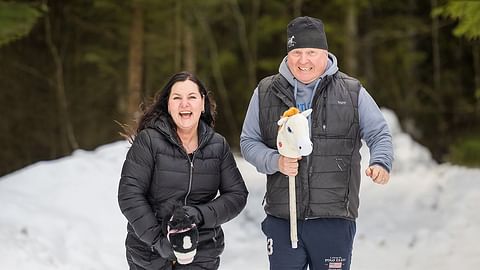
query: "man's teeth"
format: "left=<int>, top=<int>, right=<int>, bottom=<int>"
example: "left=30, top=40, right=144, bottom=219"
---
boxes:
left=299, top=67, right=311, bottom=71
left=180, top=112, right=192, bottom=116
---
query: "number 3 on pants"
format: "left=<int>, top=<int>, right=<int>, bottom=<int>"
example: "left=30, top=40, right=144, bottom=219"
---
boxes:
left=266, top=238, right=274, bottom=255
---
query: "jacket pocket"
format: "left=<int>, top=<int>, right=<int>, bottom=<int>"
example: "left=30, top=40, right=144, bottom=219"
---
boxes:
left=198, top=226, right=225, bottom=257
left=265, top=172, right=290, bottom=206
left=126, top=233, right=153, bottom=268
left=126, top=233, right=173, bottom=270
left=309, top=156, right=351, bottom=204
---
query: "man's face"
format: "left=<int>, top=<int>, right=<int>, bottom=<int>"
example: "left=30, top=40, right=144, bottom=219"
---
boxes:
left=287, top=48, right=328, bottom=84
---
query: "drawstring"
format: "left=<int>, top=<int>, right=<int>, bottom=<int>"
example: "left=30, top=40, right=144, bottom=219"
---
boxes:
left=293, top=78, right=321, bottom=111
left=293, top=77, right=322, bottom=130
left=294, top=78, right=321, bottom=129
left=293, top=79, right=298, bottom=102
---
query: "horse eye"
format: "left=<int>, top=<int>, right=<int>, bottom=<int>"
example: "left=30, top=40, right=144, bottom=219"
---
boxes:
left=287, top=126, right=293, bottom=133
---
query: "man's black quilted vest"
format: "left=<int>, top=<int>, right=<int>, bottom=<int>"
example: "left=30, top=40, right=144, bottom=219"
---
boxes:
left=258, top=71, right=362, bottom=220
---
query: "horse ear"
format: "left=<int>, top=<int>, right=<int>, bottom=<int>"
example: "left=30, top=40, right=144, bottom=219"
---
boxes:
left=301, top=109, right=313, bottom=118
left=277, top=117, right=287, bottom=126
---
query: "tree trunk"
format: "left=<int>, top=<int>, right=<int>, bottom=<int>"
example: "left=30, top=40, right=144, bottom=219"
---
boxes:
left=363, top=5, right=374, bottom=87
left=174, top=1, right=182, bottom=71
left=44, top=12, right=79, bottom=152
left=194, top=11, right=239, bottom=139
left=473, top=42, right=480, bottom=112
left=183, top=24, right=196, bottom=73
left=251, top=0, right=260, bottom=79
left=127, top=0, right=144, bottom=124
left=431, top=0, right=445, bottom=117
left=400, top=0, right=422, bottom=138
left=405, top=0, right=418, bottom=115
left=293, top=0, right=303, bottom=17
left=344, top=0, right=358, bottom=75
left=230, top=0, right=256, bottom=90
left=431, top=0, right=441, bottom=94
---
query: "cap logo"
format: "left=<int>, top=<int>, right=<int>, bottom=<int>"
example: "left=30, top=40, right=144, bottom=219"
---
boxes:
left=287, top=35, right=296, bottom=49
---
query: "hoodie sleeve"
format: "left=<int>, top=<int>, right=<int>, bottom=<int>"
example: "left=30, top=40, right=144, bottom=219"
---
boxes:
left=240, top=88, right=281, bottom=175
left=358, top=87, right=394, bottom=172
left=118, top=129, right=161, bottom=246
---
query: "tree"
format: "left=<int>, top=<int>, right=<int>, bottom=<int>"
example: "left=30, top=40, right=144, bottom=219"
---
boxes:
left=126, top=0, right=144, bottom=124
left=344, top=0, right=358, bottom=75
left=433, top=0, right=480, bottom=111
left=44, top=6, right=79, bottom=151
left=433, top=1, right=480, bottom=40
left=191, top=1, right=240, bottom=141
left=0, top=2, right=43, bottom=46
left=229, top=0, right=258, bottom=91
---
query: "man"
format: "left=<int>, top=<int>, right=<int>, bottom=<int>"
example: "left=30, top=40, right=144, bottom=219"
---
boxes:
left=240, top=16, right=393, bottom=270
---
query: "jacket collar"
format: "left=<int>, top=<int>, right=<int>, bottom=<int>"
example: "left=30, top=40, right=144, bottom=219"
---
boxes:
left=149, top=115, right=214, bottom=151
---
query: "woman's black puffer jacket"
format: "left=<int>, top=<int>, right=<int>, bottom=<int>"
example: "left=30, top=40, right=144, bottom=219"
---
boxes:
left=118, top=116, right=248, bottom=269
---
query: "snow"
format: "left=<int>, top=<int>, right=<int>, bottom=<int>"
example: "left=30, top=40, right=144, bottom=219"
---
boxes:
left=1, top=109, right=479, bottom=269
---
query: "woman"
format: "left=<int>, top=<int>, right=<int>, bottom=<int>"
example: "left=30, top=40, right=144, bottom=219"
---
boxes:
left=118, top=71, right=248, bottom=270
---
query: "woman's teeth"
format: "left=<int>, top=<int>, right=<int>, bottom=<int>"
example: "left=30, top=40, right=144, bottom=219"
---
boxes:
left=179, top=112, right=192, bottom=116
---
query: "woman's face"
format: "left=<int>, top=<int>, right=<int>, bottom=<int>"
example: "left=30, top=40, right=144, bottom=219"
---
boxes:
left=168, top=80, right=205, bottom=133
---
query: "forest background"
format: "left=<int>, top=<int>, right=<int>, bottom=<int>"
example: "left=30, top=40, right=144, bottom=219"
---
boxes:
left=1, top=0, right=479, bottom=176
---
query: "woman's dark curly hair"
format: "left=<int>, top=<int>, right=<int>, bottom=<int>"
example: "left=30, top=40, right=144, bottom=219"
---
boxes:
left=136, top=71, right=216, bottom=134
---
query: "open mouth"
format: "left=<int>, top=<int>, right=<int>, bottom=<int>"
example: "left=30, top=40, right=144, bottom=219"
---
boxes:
left=179, top=111, right=193, bottom=118
left=298, top=67, right=312, bottom=71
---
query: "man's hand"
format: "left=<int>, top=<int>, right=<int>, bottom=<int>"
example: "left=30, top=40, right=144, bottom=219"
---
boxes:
left=365, top=165, right=390, bottom=185
left=278, top=155, right=301, bottom=176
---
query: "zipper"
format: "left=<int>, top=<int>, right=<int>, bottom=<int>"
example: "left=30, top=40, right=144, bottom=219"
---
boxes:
left=321, top=89, right=327, bottom=131
left=184, top=151, right=196, bottom=205
left=272, top=77, right=296, bottom=107
left=155, top=119, right=210, bottom=206
left=345, top=199, right=350, bottom=217
left=182, top=125, right=207, bottom=206
left=304, top=155, right=313, bottom=219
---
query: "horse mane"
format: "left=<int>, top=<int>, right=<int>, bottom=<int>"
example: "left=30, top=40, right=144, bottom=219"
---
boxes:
left=282, top=107, right=300, bottom=119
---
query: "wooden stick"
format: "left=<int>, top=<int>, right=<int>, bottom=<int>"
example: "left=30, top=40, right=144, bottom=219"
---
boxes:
left=289, top=175, right=298, bottom=248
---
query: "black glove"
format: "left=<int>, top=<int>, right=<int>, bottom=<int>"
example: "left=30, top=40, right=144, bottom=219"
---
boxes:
left=152, top=237, right=175, bottom=260
left=164, top=206, right=200, bottom=264
left=182, top=206, right=204, bottom=226
left=167, top=221, right=199, bottom=264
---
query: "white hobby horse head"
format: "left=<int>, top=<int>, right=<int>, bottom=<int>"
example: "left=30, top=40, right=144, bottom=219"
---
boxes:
left=277, top=107, right=313, bottom=158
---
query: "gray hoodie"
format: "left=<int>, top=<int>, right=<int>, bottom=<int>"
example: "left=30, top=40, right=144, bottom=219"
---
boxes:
left=240, top=52, right=393, bottom=174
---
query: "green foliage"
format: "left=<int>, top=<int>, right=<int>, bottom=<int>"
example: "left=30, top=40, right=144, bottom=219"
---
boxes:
left=433, top=1, right=480, bottom=40
left=448, top=136, right=480, bottom=167
left=1, top=0, right=480, bottom=175
left=0, top=2, right=44, bottom=46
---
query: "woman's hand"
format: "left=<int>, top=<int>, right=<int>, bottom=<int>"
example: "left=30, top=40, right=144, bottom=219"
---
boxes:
left=183, top=206, right=204, bottom=226
left=153, top=237, right=175, bottom=260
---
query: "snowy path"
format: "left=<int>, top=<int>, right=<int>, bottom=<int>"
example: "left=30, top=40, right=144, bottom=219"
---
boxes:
left=1, top=109, right=480, bottom=269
